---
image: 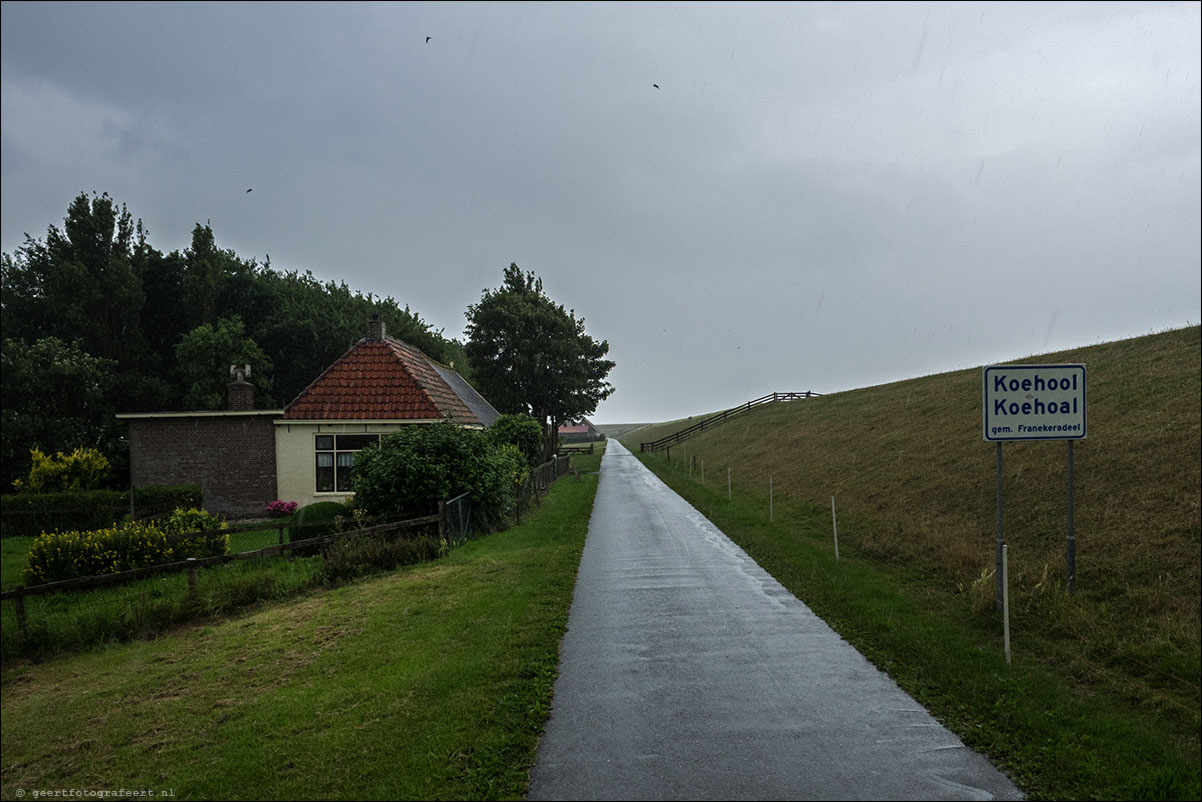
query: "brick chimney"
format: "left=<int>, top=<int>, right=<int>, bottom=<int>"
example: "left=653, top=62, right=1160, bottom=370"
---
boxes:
left=227, top=364, right=254, bottom=411
left=367, top=314, right=387, bottom=341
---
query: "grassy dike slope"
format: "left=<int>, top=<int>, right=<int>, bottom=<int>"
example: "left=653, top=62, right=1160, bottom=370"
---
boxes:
left=623, top=326, right=1200, bottom=800
left=1, top=460, right=600, bottom=801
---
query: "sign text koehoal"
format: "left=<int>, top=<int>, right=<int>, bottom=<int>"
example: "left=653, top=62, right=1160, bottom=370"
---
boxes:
left=983, top=364, right=1086, bottom=441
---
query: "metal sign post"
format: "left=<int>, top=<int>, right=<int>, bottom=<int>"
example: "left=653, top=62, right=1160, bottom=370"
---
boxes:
left=984, top=364, right=1086, bottom=609
left=996, top=442, right=1004, bottom=610
left=1067, top=440, right=1076, bottom=593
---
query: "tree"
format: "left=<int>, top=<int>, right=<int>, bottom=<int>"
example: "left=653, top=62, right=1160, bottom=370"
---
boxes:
left=465, top=264, right=615, bottom=458
left=0, top=193, right=145, bottom=366
left=173, top=316, right=274, bottom=410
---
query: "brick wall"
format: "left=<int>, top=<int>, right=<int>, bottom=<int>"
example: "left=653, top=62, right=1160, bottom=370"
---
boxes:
left=126, top=414, right=278, bottom=519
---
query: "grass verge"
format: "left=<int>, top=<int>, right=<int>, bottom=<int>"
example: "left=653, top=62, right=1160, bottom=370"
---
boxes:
left=1, top=465, right=598, bottom=800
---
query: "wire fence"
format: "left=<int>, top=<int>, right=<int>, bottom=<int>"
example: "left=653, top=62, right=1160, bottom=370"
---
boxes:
left=444, top=492, right=473, bottom=547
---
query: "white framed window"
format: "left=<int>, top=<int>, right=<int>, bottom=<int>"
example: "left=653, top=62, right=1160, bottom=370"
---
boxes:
left=315, top=434, right=380, bottom=492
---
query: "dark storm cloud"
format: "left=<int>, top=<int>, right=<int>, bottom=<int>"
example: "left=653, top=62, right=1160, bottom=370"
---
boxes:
left=3, top=1, right=1198, bottom=422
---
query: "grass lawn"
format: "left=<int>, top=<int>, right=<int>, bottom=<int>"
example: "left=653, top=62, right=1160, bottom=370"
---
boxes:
left=1, top=455, right=600, bottom=800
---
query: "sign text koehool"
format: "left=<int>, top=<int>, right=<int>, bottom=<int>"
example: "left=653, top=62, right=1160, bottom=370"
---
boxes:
left=983, top=364, right=1087, bottom=441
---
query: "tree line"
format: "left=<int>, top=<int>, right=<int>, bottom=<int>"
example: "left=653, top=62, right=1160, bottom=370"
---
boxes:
left=1, top=192, right=614, bottom=490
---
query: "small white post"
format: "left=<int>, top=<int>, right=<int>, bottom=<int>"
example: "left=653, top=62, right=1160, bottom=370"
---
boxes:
left=1003, top=544, right=1011, bottom=665
left=769, top=474, right=774, bottom=522
left=831, top=496, right=839, bottom=560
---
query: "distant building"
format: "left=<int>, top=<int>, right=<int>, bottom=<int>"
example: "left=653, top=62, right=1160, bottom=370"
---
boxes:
left=557, top=418, right=603, bottom=444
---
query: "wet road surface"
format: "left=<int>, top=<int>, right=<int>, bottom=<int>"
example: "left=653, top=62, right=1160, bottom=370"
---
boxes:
left=525, top=440, right=1022, bottom=801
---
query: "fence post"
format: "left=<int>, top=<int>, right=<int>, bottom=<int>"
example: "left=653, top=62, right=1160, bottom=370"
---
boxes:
left=13, top=587, right=27, bottom=632
left=831, top=496, right=839, bottom=560
left=277, top=521, right=284, bottom=546
left=186, top=558, right=198, bottom=597
left=438, top=500, right=447, bottom=542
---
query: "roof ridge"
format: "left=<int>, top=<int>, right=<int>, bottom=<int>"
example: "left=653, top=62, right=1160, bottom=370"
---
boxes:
left=283, top=333, right=485, bottom=424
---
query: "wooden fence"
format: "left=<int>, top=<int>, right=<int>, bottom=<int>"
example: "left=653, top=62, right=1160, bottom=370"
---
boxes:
left=640, top=391, right=821, bottom=453
left=0, top=511, right=442, bottom=631
left=1, top=454, right=577, bottom=631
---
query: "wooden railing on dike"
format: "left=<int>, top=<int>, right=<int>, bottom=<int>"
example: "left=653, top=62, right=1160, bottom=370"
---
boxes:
left=639, top=391, right=821, bottom=453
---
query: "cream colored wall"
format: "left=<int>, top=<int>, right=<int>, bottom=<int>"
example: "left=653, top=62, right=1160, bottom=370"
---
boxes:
left=273, top=420, right=438, bottom=508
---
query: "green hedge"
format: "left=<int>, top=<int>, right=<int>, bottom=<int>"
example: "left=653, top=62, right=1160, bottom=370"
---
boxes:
left=23, top=508, right=228, bottom=585
left=0, top=485, right=202, bottom=538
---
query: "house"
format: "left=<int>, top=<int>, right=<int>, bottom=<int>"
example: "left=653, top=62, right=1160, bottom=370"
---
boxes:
left=119, top=316, right=499, bottom=518
left=557, top=418, right=602, bottom=444
left=275, top=315, right=498, bottom=508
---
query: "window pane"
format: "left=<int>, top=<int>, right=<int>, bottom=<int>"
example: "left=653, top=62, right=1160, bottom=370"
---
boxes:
left=336, top=452, right=355, bottom=492
left=316, top=452, right=334, bottom=492
left=315, top=435, right=334, bottom=450
left=337, top=434, right=379, bottom=450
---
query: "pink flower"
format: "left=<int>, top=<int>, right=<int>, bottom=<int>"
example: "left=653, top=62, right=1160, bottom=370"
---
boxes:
left=267, top=500, right=298, bottom=518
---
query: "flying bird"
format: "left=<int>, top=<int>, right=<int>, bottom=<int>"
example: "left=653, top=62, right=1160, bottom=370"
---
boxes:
left=653, top=83, right=660, bottom=89
left=426, top=36, right=431, bottom=43
left=246, top=188, right=252, bottom=193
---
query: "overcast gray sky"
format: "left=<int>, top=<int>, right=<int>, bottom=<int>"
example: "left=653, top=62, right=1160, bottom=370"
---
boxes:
left=3, top=1, right=1199, bottom=423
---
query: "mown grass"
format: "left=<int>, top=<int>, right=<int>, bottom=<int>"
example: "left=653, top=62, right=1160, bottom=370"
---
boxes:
left=622, top=326, right=1200, bottom=800
left=1, top=456, right=599, bottom=801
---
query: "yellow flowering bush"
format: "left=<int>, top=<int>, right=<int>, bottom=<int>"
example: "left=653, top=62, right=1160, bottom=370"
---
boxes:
left=22, top=508, right=228, bottom=586
left=12, top=447, right=110, bottom=493
left=24, top=522, right=174, bottom=585
left=162, top=507, right=230, bottom=558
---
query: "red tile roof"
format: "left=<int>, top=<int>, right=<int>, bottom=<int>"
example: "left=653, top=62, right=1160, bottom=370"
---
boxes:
left=283, top=337, right=493, bottom=425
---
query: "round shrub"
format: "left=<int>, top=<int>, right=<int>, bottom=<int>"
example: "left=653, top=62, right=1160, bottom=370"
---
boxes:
left=352, top=422, right=519, bottom=533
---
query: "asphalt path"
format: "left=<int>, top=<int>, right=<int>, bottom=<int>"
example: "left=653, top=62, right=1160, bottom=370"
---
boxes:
left=525, top=439, right=1023, bottom=801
